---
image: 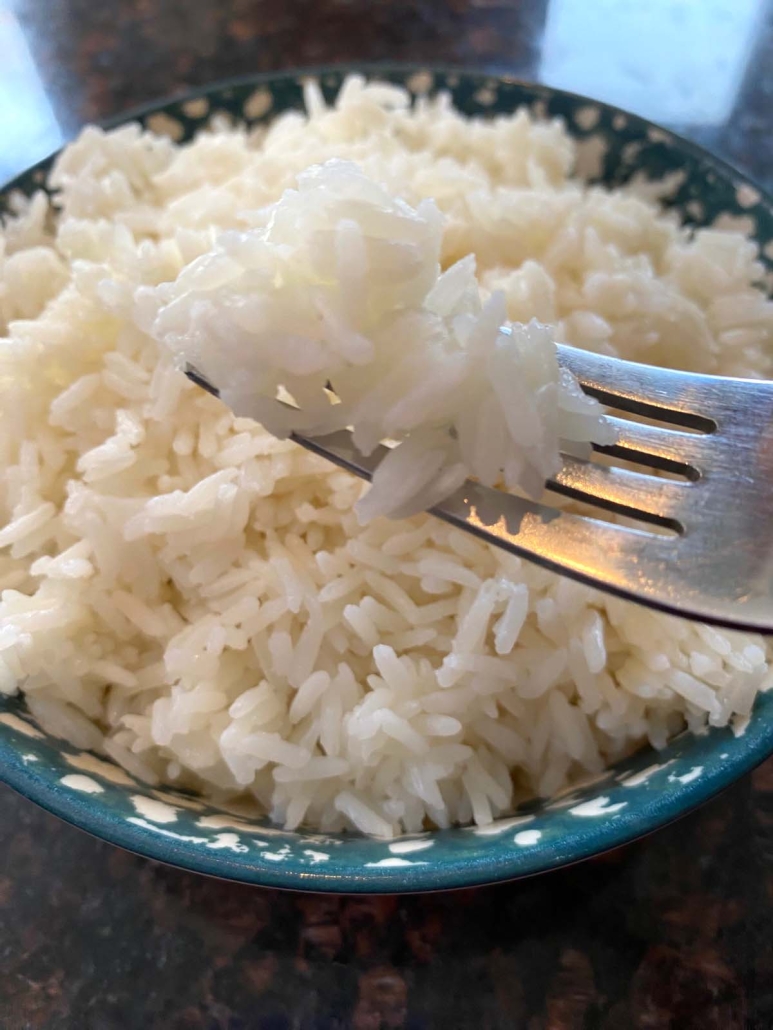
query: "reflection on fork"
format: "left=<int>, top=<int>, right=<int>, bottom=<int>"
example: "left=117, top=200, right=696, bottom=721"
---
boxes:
left=187, top=342, right=773, bottom=634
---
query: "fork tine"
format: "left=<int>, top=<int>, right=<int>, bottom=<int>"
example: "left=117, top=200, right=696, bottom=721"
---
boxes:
left=186, top=364, right=698, bottom=522
left=596, top=416, right=710, bottom=477
left=185, top=365, right=219, bottom=397
left=550, top=456, right=690, bottom=528
left=297, top=428, right=773, bottom=631
left=184, top=360, right=773, bottom=632
left=438, top=479, right=678, bottom=605
left=298, top=426, right=689, bottom=535
left=556, top=344, right=717, bottom=431
left=292, top=428, right=387, bottom=476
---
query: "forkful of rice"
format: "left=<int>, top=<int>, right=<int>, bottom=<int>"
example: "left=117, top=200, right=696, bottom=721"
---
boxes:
left=134, top=160, right=773, bottom=635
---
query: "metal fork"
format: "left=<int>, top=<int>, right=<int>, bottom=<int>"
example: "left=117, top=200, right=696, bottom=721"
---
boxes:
left=186, top=345, right=773, bottom=634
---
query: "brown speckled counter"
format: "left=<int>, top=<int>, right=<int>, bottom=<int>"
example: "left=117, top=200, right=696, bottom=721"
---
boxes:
left=3, top=767, right=773, bottom=1027
left=2, top=2, right=773, bottom=1027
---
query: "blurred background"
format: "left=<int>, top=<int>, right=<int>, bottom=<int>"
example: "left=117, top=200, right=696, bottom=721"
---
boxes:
left=1, top=2, right=773, bottom=1027
left=1, top=0, right=772, bottom=188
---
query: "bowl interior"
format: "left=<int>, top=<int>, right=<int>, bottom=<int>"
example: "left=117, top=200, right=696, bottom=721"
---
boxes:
left=2, top=66, right=772, bottom=892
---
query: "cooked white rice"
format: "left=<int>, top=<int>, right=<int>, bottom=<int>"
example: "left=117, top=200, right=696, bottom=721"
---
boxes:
left=1, top=75, right=772, bottom=837
left=137, top=158, right=612, bottom=520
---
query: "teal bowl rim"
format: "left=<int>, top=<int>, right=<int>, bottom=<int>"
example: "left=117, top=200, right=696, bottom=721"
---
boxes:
left=1, top=63, right=772, bottom=893
left=2, top=704, right=772, bottom=892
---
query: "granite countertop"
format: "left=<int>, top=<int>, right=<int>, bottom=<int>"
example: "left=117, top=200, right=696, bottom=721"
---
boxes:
left=2, top=1, right=773, bottom=1027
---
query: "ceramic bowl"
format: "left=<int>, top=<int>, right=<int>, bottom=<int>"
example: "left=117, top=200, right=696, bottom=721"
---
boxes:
left=2, top=66, right=772, bottom=892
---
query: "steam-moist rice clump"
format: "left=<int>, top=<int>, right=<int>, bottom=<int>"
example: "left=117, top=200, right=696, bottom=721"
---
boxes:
left=136, top=158, right=613, bottom=520
left=1, top=75, right=772, bottom=836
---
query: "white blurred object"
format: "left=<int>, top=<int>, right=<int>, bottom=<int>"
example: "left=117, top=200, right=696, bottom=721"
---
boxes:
left=0, top=10, right=64, bottom=181
left=541, top=0, right=762, bottom=126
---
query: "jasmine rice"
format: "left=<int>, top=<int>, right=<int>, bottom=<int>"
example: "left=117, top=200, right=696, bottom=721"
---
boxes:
left=1, top=75, right=771, bottom=837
